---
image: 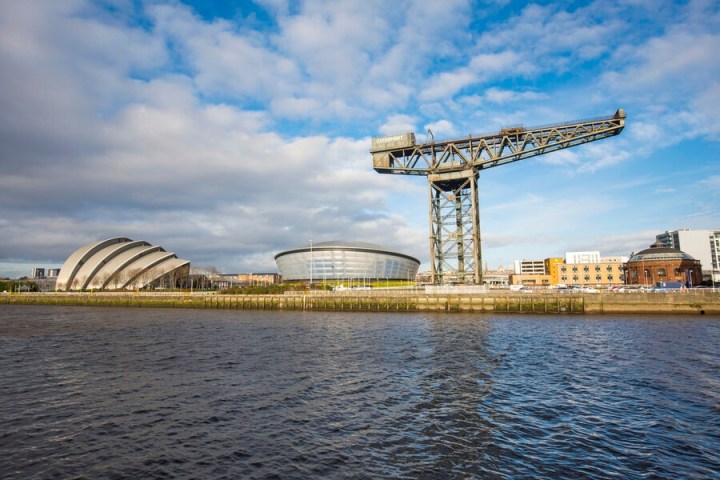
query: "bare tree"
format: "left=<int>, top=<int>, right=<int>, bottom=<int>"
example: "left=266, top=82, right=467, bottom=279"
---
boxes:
left=122, top=267, right=142, bottom=290
left=93, top=271, right=112, bottom=291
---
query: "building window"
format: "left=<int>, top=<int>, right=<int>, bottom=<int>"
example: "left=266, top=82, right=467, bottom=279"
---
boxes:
left=595, top=275, right=602, bottom=281
left=584, top=275, right=590, bottom=281
left=606, top=265, right=613, bottom=272
left=607, top=274, right=613, bottom=281
left=583, top=266, right=589, bottom=272
left=573, top=275, right=578, bottom=282
left=561, top=275, right=567, bottom=282
left=658, top=268, right=666, bottom=277
left=561, top=266, right=566, bottom=273
left=572, top=266, right=578, bottom=273
left=595, top=266, right=601, bottom=272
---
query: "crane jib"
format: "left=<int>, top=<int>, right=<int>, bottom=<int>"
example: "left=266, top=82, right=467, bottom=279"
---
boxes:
left=371, top=109, right=625, bottom=176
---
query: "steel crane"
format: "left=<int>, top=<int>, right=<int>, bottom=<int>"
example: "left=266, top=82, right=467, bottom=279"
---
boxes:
left=371, top=108, right=626, bottom=285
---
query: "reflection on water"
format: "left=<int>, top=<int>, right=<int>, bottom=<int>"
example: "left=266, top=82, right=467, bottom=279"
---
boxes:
left=1, top=306, right=718, bottom=479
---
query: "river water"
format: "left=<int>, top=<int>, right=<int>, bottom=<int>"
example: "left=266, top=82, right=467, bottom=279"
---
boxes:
left=1, top=306, right=718, bottom=479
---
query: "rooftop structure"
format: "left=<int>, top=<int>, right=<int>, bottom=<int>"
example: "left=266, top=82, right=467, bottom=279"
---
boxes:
left=274, top=241, right=420, bottom=283
left=56, top=237, right=189, bottom=291
left=566, top=251, right=600, bottom=264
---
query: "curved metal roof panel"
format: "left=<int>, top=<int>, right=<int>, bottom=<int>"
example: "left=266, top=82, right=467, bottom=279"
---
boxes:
left=117, top=251, right=178, bottom=289
left=57, top=237, right=188, bottom=291
left=100, top=245, right=165, bottom=290
left=56, top=237, right=132, bottom=290
left=274, top=240, right=419, bottom=264
left=77, top=241, right=152, bottom=290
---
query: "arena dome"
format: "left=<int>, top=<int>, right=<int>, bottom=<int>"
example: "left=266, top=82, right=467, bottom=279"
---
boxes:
left=56, top=237, right=190, bottom=291
left=274, top=241, right=420, bottom=283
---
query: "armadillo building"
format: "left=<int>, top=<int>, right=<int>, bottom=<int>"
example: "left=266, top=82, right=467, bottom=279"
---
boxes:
left=274, top=241, right=420, bottom=283
left=56, top=237, right=190, bottom=291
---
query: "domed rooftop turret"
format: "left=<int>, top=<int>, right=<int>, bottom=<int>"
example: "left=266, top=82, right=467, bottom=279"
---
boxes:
left=628, top=241, right=696, bottom=262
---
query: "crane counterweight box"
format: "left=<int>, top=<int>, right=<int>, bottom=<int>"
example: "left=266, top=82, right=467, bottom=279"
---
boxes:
left=370, top=132, right=416, bottom=153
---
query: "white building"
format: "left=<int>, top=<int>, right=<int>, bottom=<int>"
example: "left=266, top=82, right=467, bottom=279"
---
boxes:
left=513, top=259, right=546, bottom=274
left=712, top=231, right=720, bottom=282
left=565, top=251, right=600, bottom=264
left=656, top=229, right=719, bottom=282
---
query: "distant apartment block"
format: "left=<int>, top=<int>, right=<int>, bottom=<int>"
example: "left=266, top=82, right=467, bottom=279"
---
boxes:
left=510, top=273, right=551, bottom=287
left=550, top=261, right=625, bottom=287
left=513, top=259, right=546, bottom=275
left=513, top=251, right=627, bottom=287
left=214, top=273, right=282, bottom=289
left=32, top=267, right=61, bottom=279
left=712, top=231, right=720, bottom=281
left=30, top=266, right=61, bottom=291
left=656, top=228, right=719, bottom=282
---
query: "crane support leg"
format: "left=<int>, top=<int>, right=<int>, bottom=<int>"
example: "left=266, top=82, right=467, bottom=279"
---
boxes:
left=427, top=169, right=481, bottom=285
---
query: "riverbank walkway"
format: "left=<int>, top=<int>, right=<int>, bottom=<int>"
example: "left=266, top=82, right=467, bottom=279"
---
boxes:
left=3, top=289, right=719, bottom=314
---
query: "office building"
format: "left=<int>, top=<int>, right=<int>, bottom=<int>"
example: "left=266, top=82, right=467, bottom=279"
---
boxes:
left=656, top=228, right=718, bottom=282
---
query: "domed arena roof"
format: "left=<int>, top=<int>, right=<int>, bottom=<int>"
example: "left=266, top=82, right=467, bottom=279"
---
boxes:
left=274, top=240, right=420, bottom=282
left=274, top=240, right=419, bottom=261
left=56, top=237, right=190, bottom=291
left=628, top=241, right=696, bottom=263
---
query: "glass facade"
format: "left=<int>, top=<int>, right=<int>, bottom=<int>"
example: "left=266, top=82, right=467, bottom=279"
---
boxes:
left=274, top=242, right=420, bottom=282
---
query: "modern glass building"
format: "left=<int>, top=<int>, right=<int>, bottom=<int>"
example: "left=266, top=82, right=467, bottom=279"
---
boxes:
left=274, top=241, right=420, bottom=283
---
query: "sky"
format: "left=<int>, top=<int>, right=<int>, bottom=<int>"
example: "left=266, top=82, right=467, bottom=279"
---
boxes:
left=1, top=0, right=719, bottom=278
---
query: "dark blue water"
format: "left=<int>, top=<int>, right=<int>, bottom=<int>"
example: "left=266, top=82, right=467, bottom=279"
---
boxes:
left=1, top=306, right=718, bottom=479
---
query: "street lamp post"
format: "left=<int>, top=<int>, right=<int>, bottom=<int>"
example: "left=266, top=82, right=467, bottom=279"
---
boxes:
left=309, top=240, right=313, bottom=287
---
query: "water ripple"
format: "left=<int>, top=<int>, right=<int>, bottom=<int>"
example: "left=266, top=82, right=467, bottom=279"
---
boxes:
left=1, top=306, right=719, bottom=479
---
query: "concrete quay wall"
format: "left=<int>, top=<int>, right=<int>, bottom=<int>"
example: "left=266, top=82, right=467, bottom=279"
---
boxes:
left=2, top=291, right=719, bottom=314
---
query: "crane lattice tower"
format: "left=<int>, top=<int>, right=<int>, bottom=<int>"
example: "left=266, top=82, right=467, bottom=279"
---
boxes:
left=370, top=109, right=626, bottom=285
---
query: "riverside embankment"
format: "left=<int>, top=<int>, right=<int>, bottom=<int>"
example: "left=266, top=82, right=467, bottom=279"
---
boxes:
left=2, top=290, right=719, bottom=314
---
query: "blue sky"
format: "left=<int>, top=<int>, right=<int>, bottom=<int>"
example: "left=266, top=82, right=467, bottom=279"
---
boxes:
left=1, top=0, right=719, bottom=278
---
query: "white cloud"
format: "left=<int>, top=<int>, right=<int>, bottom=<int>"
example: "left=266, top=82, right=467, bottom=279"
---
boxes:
left=481, top=88, right=547, bottom=104
left=149, top=3, right=301, bottom=101
left=424, top=120, right=456, bottom=139
left=379, top=114, right=417, bottom=136
left=419, top=51, right=528, bottom=101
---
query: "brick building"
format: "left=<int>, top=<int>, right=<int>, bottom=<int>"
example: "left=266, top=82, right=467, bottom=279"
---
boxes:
left=625, top=242, right=702, bottom=287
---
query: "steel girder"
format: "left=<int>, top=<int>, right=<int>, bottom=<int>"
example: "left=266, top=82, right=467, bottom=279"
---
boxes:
left=373, top=109, right=626, bottom=176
